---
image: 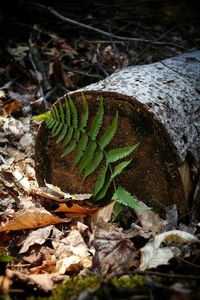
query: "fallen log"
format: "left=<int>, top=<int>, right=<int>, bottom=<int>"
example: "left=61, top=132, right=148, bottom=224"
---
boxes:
left=35, top=51, right=200, bottom=217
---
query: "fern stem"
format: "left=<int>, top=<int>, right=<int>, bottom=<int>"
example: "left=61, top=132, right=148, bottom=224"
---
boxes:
left=103, top=149, right=117, bottom=193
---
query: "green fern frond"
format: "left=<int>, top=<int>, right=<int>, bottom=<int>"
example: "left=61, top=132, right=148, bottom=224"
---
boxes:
left=94, top=164, right=108, bottom=196
left=73, top=133, right=89, bottom=166
left=65, top=97, right=71, bottom=126
left=68, top=95, right=78, bottom=128
left=52, top=104, right=59, bottom=121
left=112, top=159, right=132, bottom=179
left=32, top=111, right=51, bottom=121
left=35, top=93, right=140, bottom=213
left=99, top=111, right=118, bottom=149
left=79, top=140, right=97, bottom=172
left=83, top=149, right=103, bottom=179
left=62, top=127, right=74, bottom=147
left=106, top=143, right=139, bottom=163
left=52, top=122, right=63, bottom=137
left=59, top=102, right=65, bottom=124
left=112, top=186, right=139, bottom=209
left=51, top=121, right=60, bottom=135
left=56, top=124, right=68, bottom=144
left=80, top=93, right=89, bottom=130
left=89, top=96, right=104, bottom=140
left=61, top=140, right=76, bottom=157
left=95, top=177, right=112, bottom=201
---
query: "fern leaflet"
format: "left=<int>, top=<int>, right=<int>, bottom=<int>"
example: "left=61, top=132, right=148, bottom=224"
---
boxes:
left=99, top=111, right=118, bottom=149
left=106, top=143, right=139, bottom=163
left=112, top=186, right=139, bottom=209
left=89, top=96, right=104, bottom=140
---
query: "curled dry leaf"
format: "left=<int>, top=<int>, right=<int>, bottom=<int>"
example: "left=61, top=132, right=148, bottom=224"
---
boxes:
left=20, top=225, right=54, bottom=253
left=139, top=230, right=199, bottom=271
left=52, top=203, right=99, bottom=215
left=0, top=207, right=70, bottom=231
left=36, top=183, right=92, bottom=202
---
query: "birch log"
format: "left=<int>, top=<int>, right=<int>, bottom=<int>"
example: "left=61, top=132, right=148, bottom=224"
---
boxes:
left=35, top=51, right=200, bottom=217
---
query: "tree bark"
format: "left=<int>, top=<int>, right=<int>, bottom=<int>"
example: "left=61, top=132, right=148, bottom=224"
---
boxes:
left=35, top=51, right=200, bottom=217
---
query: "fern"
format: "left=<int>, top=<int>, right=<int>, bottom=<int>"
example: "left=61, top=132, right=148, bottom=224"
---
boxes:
left=33, top=94, right=140, bottom=211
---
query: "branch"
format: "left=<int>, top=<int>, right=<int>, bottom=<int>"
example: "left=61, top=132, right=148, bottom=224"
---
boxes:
left=47, top=6, right=186, bottom=49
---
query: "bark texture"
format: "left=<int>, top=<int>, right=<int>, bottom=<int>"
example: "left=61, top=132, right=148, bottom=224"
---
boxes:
left=35, top=51, right=200, bottom=217
left=82, top=51, right=200, bottom=165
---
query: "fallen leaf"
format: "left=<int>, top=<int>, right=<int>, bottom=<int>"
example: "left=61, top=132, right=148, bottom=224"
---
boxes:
left=36, top=183, right=92, bottom=202
left=52, top=203, right=99, bottom=215
left=91, top=201, right=115, bottom=227
left=139, top=230, right=199, bottom=271
left=0, top=275, right=11, bottom=295
left=0, top=207, right=70, bottom=231
left=7, top=270, right=53, bottom=293
left=134, top=200, right=166, bottom=235
left=53, top=229, right=92, bottom=274
left=91, top=222, right=138, bottom=275
left=20, top=225, right=54, bottom=253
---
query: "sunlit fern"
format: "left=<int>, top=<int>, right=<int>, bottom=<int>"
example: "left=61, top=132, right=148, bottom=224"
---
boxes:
left=33, top=94, right=140, bottom=209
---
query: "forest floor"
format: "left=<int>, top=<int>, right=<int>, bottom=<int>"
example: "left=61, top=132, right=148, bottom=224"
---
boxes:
left=0, top=1, right=200, bottom=299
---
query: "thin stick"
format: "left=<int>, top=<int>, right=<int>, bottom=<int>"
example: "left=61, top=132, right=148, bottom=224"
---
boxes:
left=47, top=7, right=186, bottom=49
left=135, top=270, right=200, bottom=280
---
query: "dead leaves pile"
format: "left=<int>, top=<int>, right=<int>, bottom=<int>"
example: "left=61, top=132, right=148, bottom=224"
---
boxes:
left=0, top=104, right=199, bottom=297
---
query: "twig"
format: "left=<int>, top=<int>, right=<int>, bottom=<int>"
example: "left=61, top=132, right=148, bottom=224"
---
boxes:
left=135, top=270, right=200, bottom=280
left=47, top=6, right=186, bottom=49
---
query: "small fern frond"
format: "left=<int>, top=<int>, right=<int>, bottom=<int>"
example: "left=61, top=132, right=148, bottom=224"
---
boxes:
left=99, top=111, right=118, bottom=149
left=62, top=127, right=74, bottom=147
left=68, top=95, right=78, bottom=128
left=80, top=93, right=89, bottom=130
left=32, top=111, right=51, bottom=121
left=79, top=140, right=97, bottom=172
left=65, top=97, right=71, bottom=126
left=52, top=122, right=63, bottom=137
left=56, top=124, right=68, bottom=144
left=94, top=164, right=108, bottom=196
left=111, top=159, right=132, bottom=179
left=51, top=121, right=60, bottom=135
left=89, top=96, right=104, bottom=140
left=83, top=150, right=104, bottom=179
left=61, top=140, right=77, bottom=157
left=59, top=102, right=65, bottom=124
left=112, top=186, right=139, bottom=209
left=95, top=177, right=112, bottom=201
left=106, top=143, right=139, bottom=163
left=73, top=133, right=89, bottom=166
left=52, top=104, right=59, bottom=121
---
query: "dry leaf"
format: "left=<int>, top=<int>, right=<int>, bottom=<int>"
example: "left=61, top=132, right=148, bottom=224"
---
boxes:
left=0, top=276, right=11, bottom=295
left=36, top=183, right=92, bottom=202
left=139, top=230, right=199, bottom=271
left=134, top=200, right=166, bottom=235
left=91, top=222, right=138, bottom=275
left=53, top=230, right=92, bottom=274
left=20, top=225, right=54, bottom=253
left=91, top=201, right=115, bottom=227
left=52, top=203, right=98, bottom=215
left=7, top=270, right=53, bottom=293
left=0, top=207, right=69, bottom=231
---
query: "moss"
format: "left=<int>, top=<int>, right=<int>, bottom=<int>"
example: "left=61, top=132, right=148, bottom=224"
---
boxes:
left=112, top=274, right=145, bottom=290
left=28, top=275, right=100, bottom=300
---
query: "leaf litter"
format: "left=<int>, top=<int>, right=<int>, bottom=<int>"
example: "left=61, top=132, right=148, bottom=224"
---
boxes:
left=0, top=12, right=199, bottom=299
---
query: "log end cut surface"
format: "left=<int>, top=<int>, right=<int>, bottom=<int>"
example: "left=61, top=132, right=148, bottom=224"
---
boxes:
left=35, top=91, right=186, bottom=216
